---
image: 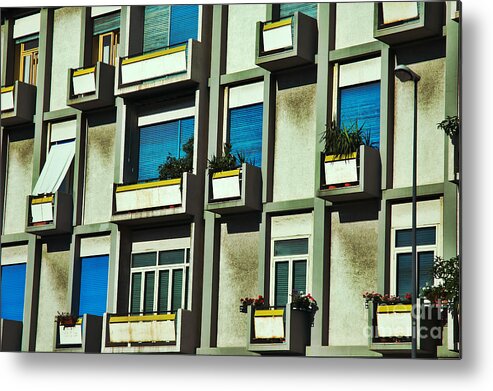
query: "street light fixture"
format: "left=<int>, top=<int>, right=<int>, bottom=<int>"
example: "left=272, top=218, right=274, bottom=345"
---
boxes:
left=394, top=64, right=420, bottom=359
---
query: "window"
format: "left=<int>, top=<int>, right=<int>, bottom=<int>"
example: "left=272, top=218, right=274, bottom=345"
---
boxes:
left=92, top=11, right=120, bottom=65
left=393, top=226, right=437, bottom=297
left=271, top=238, right=309, bottom=307
left=129, top=248, right=190, bottom=314
left=78, top=255, right=109, bottom=317
left=143, top=5, right=199, bottom=53
left=279, top=3, right=318, bottom=19
left=14, top=36, right=39, bottom=85
left=0, top=263, right=27, bottom=321
left=138, top=116, right=194, bottom=181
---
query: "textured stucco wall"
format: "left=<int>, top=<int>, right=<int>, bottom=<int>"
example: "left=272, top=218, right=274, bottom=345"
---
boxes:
left=35, top=244, right=70, bottom=352
left=3, top=138, right=34, bottom=234
left=83, top=123, right=116, bottom=225
left=393, top=58, right=446, bottom=188
left=328, top=209, right=378, bottom=346
left=273, top=82, right=316, bottom=202
left=49, top=7, right=82, bottom=111
left=335, top=2, right=376, bottom=50
left=226, top=4, right=266, bottom=74
left=216, top=218, right=259, bottom=347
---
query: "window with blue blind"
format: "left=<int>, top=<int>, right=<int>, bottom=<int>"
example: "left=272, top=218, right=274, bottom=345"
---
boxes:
left=169, top=5, right=199, bottom=45
left=396, top=251, right=435, bottom=298
left=0, top=263, right=27, bottom=321
left=228, top=104, right=263, bottom=167
left=78, top=255, right=109, bottom=317
left=339, top=81, right=381, bottom=149
left=138, top=117, right=194, bottom=181
left=279, top=3, right=318, bottom=19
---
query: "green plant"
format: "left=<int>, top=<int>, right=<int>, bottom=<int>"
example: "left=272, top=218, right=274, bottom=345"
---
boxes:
left=321, top=120, right=376, bottom=158
left=56, top=312, right=79, bottom=328
left=434, top=255, right=460, bottom=306
left=291, top=291, right=318, bottom=326
left=158, top=137, right=194, bottom=180
left=207, top=143, right=239, bottom=173
left=239, top=295, right=267, bottom=313
left=420, top=284, right=448, bottom=303
left=437, top=116, right=459, bottom=141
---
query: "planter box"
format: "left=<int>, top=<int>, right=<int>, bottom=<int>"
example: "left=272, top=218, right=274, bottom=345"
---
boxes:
left=0, top=319, right=23, bottom=352
left=1, top=81, right=36, bottom=127
left=102, top=310, right=196, bottom=353
left=318, top=145, right=380, bottom=202
left=26, top=191, right=73, bottom=236
left=255, top=12, right=317, bottom=72
left=67, top=62, right=115, bottom=111
left=246, top=306, right=310, bottom=355
left=206, top=163, right=262, bottom=214
left=373, top=2, right=443, bottom=45
left=116, top=40, right=205, bottom=99
left=54, top=314, right=103, bottom=353
left=112, top=172, right=198, bottom=225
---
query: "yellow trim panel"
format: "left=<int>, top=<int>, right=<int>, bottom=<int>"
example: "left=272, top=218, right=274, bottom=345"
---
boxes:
left=1, top=86, right=14, bottom=93
left=121, top=45, right=187, bottom=66
left=212, top=168, right=240, bottom=179
left=109, top=314, right=176, bottom=323
left=73, top=67, right=96, bottom=77
left=263, top=17, right=292, bottom=31
left=116, top=178, right=182, bottom=193
left=254, top=309, right=284, bottom=317
left=377, top=304, right=413, bottom=313
left=324, top=152, right=358, bottom=162
left=31, top=195, right=54, bottom=205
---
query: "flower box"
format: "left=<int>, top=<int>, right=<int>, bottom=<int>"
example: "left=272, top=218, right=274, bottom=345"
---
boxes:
left=26, top=191, right=73, bottom=236
left=1, top=81, right=36, bottom=127
left=54, top=314, right=103, bottom=353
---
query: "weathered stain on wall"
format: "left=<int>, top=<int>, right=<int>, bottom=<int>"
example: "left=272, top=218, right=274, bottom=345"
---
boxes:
left=83, top=123, right=116, bottom=224
left=328, top=211, right=378, bottom=346
left=3, top=138, right=34, bottom=234
left=216, top=221, right=259, bottom=347
left=335, top=2, right=377, bottom=50
left=35, top=243, right=70, bottom=352
left=273, top=82, right=316, bottom=202
left=49, top=7, right=82, bottom=111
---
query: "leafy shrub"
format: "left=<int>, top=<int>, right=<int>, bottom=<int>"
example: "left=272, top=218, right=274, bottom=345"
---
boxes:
left=321, top=120, right=375, bottom=158
left=158, top=137, right=193, bottom=180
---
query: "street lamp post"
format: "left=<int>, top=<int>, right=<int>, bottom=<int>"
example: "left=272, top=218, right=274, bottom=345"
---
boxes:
left=394, top=64, right=420, bottom=359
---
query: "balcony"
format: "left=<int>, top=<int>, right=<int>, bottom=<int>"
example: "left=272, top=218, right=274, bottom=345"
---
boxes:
left=67, top=62, right=115, bottom=111
left=101, top=310, right=195, bottom=353
left=246, top=306, right=311, bottom=355
left=205, top=163, right=262, bottom=215
left=54, top=315, right=103, bottom=353
left=1, top=81, right=36, bottom=127
left=317, top=145, right=380, bottom=203
left=112, top=172, right=199, bottom=225
left=0, top=319, right=23, bottom=352
left=373, top=2, right=443, bottom=45
left=25, top=191, right=73, bottom=236
left=255, top=12, right=317, bottom=72
left=115, top=40, right=205, bottom=100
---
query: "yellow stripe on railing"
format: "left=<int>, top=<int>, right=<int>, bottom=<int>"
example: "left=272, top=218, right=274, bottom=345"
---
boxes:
left=212, top=169, right=240, bottom=179
left=377, top=304, right=413, bottom=313
left=73, top=67, right=96, bottom=77
left=31, top=195, right=54, bottom=205
left=254, top=309, right=284, bottom=317
left=109, top=314, right=176, bottom=323
left=116, top=178, right=182, bottom=193
left=324, top=152, right=358, bottom=162
left=263, top=17, right=292, bottom=31
left=76, top=317, right=83, bottom=325
left=121, top=45, right=187, bottom=66
left=1, top=85, right=14, bottom=93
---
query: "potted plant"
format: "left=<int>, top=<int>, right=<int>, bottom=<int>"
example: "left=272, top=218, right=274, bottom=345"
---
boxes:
left=158, top=136, right=194, bottom=180
left=239, top=295, right=267, bottom=313
left=56, top=312, right=79, bottom=328
left=290, top=291, right=319, bottom=326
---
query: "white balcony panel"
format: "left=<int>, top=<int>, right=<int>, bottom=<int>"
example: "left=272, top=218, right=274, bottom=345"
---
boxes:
left=1, top=91, right=14, bottom=112
left=262, top=24, right=292, bottom=52
left=211, top=176, right=241, bottom=200
left=115, top=184, right=182, bottom=212
left=376, top=312, right=412, bottom=337
left=324, top=158, right=358, bottom=185
left=58, top=325, right=82, bottom=345
left=254, top=316, right=285, bottom=339
left=31, top=201, right=53, bottom=223
left=121, top=51, right=187, bottom=85
left=154, top=320, right=176, bottom=342
left=382, top=2, right=419, bottom=24
left=73, top=73, right=96, bottom=95
left=109, top=320, right=176, bottom=343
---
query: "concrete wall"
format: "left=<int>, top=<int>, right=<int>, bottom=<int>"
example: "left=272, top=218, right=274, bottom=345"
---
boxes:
left=273, top=81, right=316, bottom=202
left=328, top=205, right=378, bottom=346
left=216, top=215, right=259, bottom=347
left=1, top=23, right=5, bottom=77
left=35, top=242, right=71, bottom=352
left=226, top=4, right=266, bottom=74
left=3, top=137, right=34, bottom=235
left=393, top=58, right=446, bottom=188
left=335, top=2, right=376, bottom=50
left=83, top=122, right=116, bottom=225
left=49, top=7, right=82, bottom=111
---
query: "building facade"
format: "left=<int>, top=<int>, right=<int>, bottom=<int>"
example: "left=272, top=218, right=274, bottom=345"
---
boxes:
left=0, top=2, right=460, bottom=357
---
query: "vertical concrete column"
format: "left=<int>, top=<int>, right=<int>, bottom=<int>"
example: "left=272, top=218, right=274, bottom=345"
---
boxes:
left=73, top=112, right=87, bottom=226
left=257, top=212, right=271, bottom=300
left=22, top=235, right=41, bottom=351
left=380, top=46, right=393, bottom=190
left=79, top=7, right=92, bottom=68
left=107, top=225, right=120, bottom=313
left=261, top=73, right=275, bottom=203
left=1, top=18, right=14, bottom=86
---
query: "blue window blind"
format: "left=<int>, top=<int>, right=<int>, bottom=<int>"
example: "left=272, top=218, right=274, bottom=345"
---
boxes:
left=339, top=81, right=381, bottom=149
left=0, top=264, right=26, bottom=321
left=274, top=238, right=309, bottom=257
left=396, top=251, right=435, bottom=297
left=169, top=5, right=199, bottom=46
left=396, top=227, right=437, bottom=247
left=93, top=12, right=120, bottom=35
left=143, top=5, right=170, bottom=52
left=275, top=261, right=289, bottom=307
left=138, top=117, right=195, bottom=181
left=280, top=3, right=318, bottom=19
left=229, top=104, right=263, bottom=167
left=293, top=260, right=307, bottom=294
left=78, top=255, right=109, bottom=317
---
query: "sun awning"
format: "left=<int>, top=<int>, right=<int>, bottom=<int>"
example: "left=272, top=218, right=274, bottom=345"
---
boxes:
left=32, top=140, right=76, bottom=195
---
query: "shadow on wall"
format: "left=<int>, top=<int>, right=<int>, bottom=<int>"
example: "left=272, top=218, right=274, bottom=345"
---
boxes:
left=332, top=199, right=380, bottom=223
left=222, top=212, right=261, bottom=234
left=44, top=235, right=72, bottom=253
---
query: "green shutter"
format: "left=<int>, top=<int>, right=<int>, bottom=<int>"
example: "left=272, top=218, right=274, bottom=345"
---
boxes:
left=143, top=271, right=155, bottom=314
left=279, top=3, right=318, bottom=19
left=143, top=5, right=170, bottom=52
left=184, top=267, right=189, bottom=310
left=293, top=260, right=307, bottom=295
left=132, top=252, right=157, bottom=268
left=275, top=262, right=289, bottom=307
left=274, top=238, right=309, bottom=256
left=171, top=269, right=183, bottom=312
left=93, top=12, right=120, bottom=35
left=159, top=249, right=185, bottom=265
left=158, top=270, right=169, bottom=313
left=130, top=273, right=142, bottom=314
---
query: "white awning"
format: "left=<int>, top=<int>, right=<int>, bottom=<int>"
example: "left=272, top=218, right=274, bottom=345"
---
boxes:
left=32, top=141, right=76, bottom=195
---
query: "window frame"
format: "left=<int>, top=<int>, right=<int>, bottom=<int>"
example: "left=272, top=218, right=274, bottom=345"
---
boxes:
left=18, top=41, right=39, bottom=85
left=97, top=30, right=119, bottom=66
